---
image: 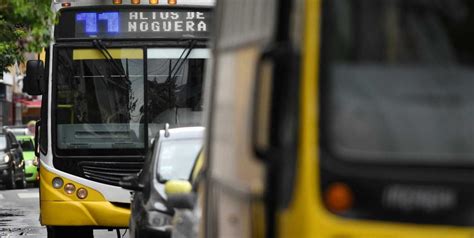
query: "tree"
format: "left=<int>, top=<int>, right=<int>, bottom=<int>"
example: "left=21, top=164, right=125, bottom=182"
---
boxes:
left=0, top=0, right=54, bottom=72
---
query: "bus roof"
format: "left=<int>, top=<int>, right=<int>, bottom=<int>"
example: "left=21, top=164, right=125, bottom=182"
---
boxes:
left=53, top=0, right=215, bottom=10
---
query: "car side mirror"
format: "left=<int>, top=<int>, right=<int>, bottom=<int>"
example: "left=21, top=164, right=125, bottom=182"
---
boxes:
left=119, top=174, right=144, bottom=191
left=24, top=60, right=44, bottom=96
left=165, top=180, right=196, bottom=209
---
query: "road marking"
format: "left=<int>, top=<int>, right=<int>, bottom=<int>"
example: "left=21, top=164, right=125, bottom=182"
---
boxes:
left=17, top=193, right=39, bottom=199
left=0, top=194, right=4, bottom=199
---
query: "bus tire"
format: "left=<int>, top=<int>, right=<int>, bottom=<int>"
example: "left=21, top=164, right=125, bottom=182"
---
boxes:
left=47, top=226, right=94, bottom=238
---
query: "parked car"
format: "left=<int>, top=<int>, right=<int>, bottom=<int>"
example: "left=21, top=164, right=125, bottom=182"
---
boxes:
left=15, top=135, right=38, bottom=185
left=120, top=126, right=204, bottom=238
left=0, top=129, right=26, bottom=189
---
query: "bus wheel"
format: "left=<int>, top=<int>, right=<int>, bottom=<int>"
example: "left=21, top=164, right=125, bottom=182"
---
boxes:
left=47, top=226, right=94, bottom=238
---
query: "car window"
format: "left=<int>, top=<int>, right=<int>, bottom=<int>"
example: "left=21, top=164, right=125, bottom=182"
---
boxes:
left=9, top=134, right=17, bottom=146
left=19, top=139, right=34, bottom=152
left=0, top=136, right=7, bottom=150
left=157, top=139, right=202, bottom=181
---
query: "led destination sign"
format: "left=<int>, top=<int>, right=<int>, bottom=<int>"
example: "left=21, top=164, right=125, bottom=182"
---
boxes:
left=55, top=8, right=212, bottom=39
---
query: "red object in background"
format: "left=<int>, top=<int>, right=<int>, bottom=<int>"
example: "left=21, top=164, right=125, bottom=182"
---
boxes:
left=17, top=99, right=41, bottom=108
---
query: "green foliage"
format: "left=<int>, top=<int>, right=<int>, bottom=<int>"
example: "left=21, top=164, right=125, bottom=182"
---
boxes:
left=0, top=0, right=54, bottom=72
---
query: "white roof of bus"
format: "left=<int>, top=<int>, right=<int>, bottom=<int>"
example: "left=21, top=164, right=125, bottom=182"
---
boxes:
left=53, top=0, right=215, bottom=8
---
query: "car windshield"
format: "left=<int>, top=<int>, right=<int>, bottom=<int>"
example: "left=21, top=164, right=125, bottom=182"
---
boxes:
left=0, top=136, right=6, bottom=151
left=147, top=48, right=210, bottom=140
left=323, top=0, right=474, bottom=163
left=55, top=48, right=145, bottom=155
left=157, top=139, right=202, bottom=181
left=19, top=139, right=34, bottom=152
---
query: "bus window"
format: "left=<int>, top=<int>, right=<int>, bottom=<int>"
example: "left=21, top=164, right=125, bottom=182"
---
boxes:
left=146, top=48, right=210, bottom=137
left=323, top=0, right=474, bottom=163
left=55, top=48, right=145, bottom=154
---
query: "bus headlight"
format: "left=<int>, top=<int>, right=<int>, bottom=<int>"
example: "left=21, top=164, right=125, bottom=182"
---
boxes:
left=3, top=154, right=10, bottom=163
left=64, top=183, right=76, bottom=194
left=76, top=188, right=88, bottom=199
left=52, top=177, right=64, bottom=189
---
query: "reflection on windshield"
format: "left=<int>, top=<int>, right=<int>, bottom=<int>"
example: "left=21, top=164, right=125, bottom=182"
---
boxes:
left=56, top=48, right=144, bottom=153
left=147, top=48, right=209, bottom=139
left=157, top=139, right=202, bottom=181
left=324, top=0, right=474, bottom=162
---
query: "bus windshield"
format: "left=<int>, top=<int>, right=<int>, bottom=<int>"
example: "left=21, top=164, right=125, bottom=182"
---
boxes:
left=55, top=47, right=210, bottom=155
left=55, top=48, right=145, bottom=153
left=323, top=0, right=474, bottom=163
left=146, top=48, right=210, bottom=137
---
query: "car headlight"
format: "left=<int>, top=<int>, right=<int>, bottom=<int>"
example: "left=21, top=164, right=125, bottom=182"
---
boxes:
left=3, top=154, right=10, bottom=163
left=147, top=211, right=171, bottom=227
left=25, top=160, right=34, bottom=166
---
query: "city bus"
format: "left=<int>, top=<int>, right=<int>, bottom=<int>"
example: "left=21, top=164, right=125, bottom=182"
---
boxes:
left=203, top=0, right=474, bottom=237
left=23, top=0, right=213, bottom=237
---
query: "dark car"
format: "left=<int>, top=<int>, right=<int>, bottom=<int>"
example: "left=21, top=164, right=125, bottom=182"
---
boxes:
left=121, top=127, right=204, bottom=238
left=0, top=130, right=26, bottom=189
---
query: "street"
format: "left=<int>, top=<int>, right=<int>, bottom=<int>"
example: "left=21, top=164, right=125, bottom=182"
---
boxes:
left=0, top=187, right=129, bottom=238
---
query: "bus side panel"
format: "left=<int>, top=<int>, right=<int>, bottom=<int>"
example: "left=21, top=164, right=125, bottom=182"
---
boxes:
left=205, top=46, right=266, bottom=238
left=278, top=0, right=474, bottom=238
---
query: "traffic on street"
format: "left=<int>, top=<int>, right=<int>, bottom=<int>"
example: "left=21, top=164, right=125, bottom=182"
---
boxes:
left=2, top=0, right=474, bottom=237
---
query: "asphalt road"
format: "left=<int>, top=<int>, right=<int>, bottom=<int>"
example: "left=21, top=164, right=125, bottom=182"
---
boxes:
left=0, top=186, right=129, bottom=238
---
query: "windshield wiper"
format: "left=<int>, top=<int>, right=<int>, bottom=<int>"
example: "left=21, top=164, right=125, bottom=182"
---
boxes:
left=166, top=40, right=197, bottom=124
left=92, top=39, right=129, bottom=82
left=168, top=40, right=197, bottom=82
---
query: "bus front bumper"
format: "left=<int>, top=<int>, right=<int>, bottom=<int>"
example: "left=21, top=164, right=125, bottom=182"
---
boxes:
left=39, top=166, right=131, bottom=227
left=40, top=200, right=130, bottom=227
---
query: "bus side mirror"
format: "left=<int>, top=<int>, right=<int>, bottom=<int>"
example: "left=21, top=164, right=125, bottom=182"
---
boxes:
left=252, top=47, right=276, bottom=160
left=252, top=44, right=297, bottom=160
left=165, top=180, right=196, bottom=209
left=24, top=60, right=44, bottom=96
left=34, top=120, right=40, bottom=157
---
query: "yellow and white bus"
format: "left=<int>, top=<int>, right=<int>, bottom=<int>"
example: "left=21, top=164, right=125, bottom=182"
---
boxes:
left=24, top=0, right=213, bottom=237
left=204, top=0, right=474, bottom=237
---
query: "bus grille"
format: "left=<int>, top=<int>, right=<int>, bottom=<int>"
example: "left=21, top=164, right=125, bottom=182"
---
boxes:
left=79, top=161, right=143, bottom=186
